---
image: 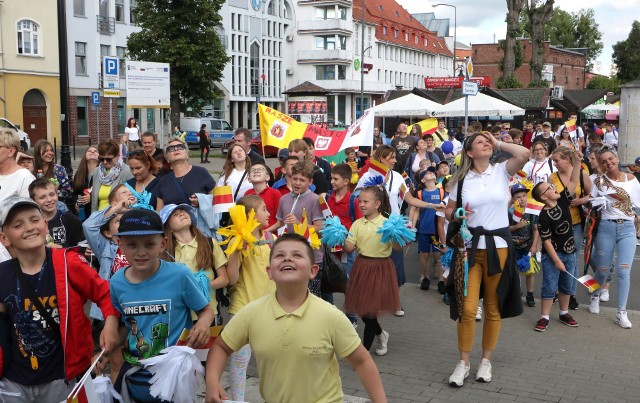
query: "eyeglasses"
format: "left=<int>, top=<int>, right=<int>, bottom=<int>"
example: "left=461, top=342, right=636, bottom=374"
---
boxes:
left=166, top=144, right=186, bottom=153
left=99, top=156, right=115, bottom=163
left=250, top=168, right=266, bottom=174
left=541, top=183, right=555, bottom=197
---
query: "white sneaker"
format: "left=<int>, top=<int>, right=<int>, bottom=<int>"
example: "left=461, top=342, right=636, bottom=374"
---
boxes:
left=535, top=251, right=542, bottom=263
left=475, top=304, right=483, bottom=321
left=394, top=308, right=405, bottom=317
left=599, top=289, right=610, bottom=302
left=448, top=360, right=470, bottom=387
left=374, top=330, right=389, bottom=356
left=615, top=311, right=633, bottom=329
left=588, top=296, right=600, bottom=314
left=476, top=358, right=492, bottom=383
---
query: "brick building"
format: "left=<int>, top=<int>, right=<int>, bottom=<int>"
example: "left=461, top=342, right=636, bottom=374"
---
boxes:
left=471, top=39, right=587, bottom=89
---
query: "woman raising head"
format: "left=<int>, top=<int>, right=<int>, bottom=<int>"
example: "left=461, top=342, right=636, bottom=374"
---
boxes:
left=522, top=140, right=556, bottom=184
left=404, top=137, right=439, bottom=187
left=72, top=146, right=99, bottom=219
left=156, top=138, right=215, bottom=211
left=443, top=131, right=530, bottom=387
left=126, top=149, right=160, bottom=209
left=90, top=139, right=133, bottom=212
left=33, top=139, right=73, bottom=206
left=217, top=144, right=252, bottom=201
left=587, top=146, right=640, bottom=328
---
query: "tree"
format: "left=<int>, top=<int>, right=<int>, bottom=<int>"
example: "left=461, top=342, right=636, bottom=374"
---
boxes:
left=127, top=0, right=229, bottom=129
left=612, top=21, right=640, bottom=83
left=526, top=0, right=554, bottom=83
left=502, top=0, right=527, bottom=81
left=585, top=75, right=619, bottom=94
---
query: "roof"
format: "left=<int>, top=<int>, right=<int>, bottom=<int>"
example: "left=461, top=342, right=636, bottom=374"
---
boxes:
left=283, top=81, right=328, bottom=95
left=551, top=89, right=608, bottom=111
left=487, top=88, right=551, bottom=110
left=412, top=12, right=450, bottom=37
left=354, top=1, right=452, bottom=57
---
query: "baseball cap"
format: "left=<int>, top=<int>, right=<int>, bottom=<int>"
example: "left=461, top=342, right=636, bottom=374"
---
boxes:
left=0, top=196, right=41, bottom=228
left=159, top=203, right=197, bottom=225
left=511, top=183, right=528, bottom=196
left=635, top=157, right=640, bottom=165
left=278, top=148, right=289, bottom=159
left=114, top=209, right=165, bottom=236
left=419, top=166, right=437, bottom=181
left=542, top=122, right=551, bottom=127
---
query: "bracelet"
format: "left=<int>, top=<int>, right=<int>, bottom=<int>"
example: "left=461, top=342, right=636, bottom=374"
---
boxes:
left=497, top=140, right=503, bottom=151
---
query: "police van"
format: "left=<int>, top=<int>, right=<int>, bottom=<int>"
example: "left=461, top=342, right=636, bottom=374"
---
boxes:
left=179, top=117, right=234, bottom=148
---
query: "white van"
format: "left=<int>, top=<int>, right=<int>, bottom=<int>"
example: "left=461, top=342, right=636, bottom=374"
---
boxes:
left=179, top=117, right=234, bottom=148
left=0, top=118, right=30, bottom=150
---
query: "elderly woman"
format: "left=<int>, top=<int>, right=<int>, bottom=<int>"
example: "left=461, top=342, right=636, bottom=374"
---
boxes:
left=90, top=139, right=133, bottom=212
left=33, top=140, right=73, bottom=205
left=156, top=138, right=215, bottom=211
left=587, top=146, right=640, bottom=329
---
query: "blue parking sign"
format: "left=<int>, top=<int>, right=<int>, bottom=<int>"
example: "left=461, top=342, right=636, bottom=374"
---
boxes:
left=91, top=92, right=101, bottom=105
left=104, top=57, right=118, bottom=76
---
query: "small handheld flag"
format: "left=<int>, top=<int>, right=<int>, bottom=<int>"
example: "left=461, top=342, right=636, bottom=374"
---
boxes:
left=212, top=186, right=234, bottom=214
left=176, top=326, right=223, bottom=361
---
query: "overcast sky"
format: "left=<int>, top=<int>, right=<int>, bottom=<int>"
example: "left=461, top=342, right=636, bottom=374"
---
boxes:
left=396, top=0, right=640, bottom=75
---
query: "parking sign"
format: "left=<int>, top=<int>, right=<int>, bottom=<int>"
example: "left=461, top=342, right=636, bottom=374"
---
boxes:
left=91, top=92, right=101, bottom=105
left=103, top=56, right=119, bottom=89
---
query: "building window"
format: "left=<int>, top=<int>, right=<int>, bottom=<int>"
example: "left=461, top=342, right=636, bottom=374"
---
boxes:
left=130, top=0, right=138, bottom=24
left=100, top=44, right=110, bottom=57
left=74, top=0, right=85, bottom=16
left=117, top=46, right=126, bottom=78
left=316, top=35, right=345, bottom=50
left=338, top=6, right=347, bottom=20
left=316, top=65, right=336, bottom=80
left=383, top=26, right=387, bottom=35
left=146, top=109, right=155, bottom=133
left=355, top=96, right=369, bottom=118
left=17, top=20, right=40, bottom=56
left=315, top=6, right=335, bottom=19
left=115, top=0, right=124, bottom=22
left=394, top=29, right=398, bottom=39
left=405, top=32, right=409, bottom=41
left=77, top=97, right=88, bottom=136
left=75, top=42, right=87, bottom=75
left=250, top=43, right=260, bottom=96
left=117, top=98, right=126, bottom=132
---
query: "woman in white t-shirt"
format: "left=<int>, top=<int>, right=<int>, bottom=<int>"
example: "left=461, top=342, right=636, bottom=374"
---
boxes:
left=217, top=144, right=252, bottom=200
left=125, top=117, right=141, bottom=151
left=522, top=140, right=556, bottom=184
left=443, top=132, right=530, bottom=387
left=588, top=146, right=640, bottom=329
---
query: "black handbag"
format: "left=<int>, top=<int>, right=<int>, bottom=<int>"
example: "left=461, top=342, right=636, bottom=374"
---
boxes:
left=321, top=245, right=348, bottom=294
left=445, top=176, right=465, bottom=247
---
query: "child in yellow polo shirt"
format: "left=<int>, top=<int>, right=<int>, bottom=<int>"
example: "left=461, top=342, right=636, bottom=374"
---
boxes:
left=205, top=233, right=387, bottom=403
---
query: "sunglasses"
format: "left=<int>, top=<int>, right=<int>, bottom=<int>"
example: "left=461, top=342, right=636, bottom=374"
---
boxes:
left=596, top=145, right=616, bottom=155
left=166, top=144, right=186, bottom=153
left=99, top=156, right=115, bottom=163
left=541, top=183, right=555, bottom=197
left=128, top=149, right=146, bottom=157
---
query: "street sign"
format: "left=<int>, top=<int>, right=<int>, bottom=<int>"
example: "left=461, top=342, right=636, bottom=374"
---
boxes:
left=424, top=76, right=490, bottom=89
left=103, top=89, right=120, bottom=98
left=462, top=81, right=479, bottom=96
left=466, top=58, right=473, bottom=79
left=91, top=91, right=101, bottom=105
left=103, top=56, right=119, bottom=89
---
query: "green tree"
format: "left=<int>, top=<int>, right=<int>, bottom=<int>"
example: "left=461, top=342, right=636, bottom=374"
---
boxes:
left=526, top=0, right=554, bottom=83
left=502, top=0, right=527, bottom=80
left=612, top=21, right=640, bottom=83
left=127, top=0, right=229, bottom=129
left=585, top=75, right=619, bottom=94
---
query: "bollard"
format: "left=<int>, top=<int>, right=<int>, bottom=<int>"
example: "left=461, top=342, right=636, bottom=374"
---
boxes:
left=73, top=135, right=76, bottom=161
left=54, top=138, right=58, bottom=163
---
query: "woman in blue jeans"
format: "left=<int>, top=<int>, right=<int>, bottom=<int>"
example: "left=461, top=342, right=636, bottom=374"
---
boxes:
left=588, top=147, right=640, bottom=328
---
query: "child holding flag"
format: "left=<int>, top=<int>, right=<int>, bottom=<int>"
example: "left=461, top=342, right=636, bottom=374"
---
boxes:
left=531, top=149, right=582, bottom=332
left=508, top=183, right=537, bottom=307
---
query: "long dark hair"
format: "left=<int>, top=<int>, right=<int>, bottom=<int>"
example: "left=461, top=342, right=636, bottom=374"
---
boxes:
left=127, top=117, right=137, bottom=128
left=360, top=185, right=391, bottom=217
left=222, top=144, right=251, bottom=184
left=73, top=146, right=97, bottom=192
left=164, top=212, right=214, bottom=270
left=33, top=140, right=54, bottom=179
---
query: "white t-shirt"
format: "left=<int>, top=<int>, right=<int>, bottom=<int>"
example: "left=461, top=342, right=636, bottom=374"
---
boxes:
left=450, top=161, right=511, bottom=249
left=522, top=158, right=556, bottom=185
left=217, top=169, right=252, bottom=200
left=603, top=131, right=618, bottom=147
left=356, top=170, right=407, bottom=214
left=125, top=126, right=140, bottom=141
left=436, top=195, right=450, bottom=235
left=0, top=167, right=35, bottom=200
left=591, top=174, right=640, bottom=221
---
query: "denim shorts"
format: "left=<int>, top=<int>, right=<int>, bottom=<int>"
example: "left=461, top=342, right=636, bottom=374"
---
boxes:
left=418, top=233, right=439, bottom=253
left=541, top=251, right=577, bottom=299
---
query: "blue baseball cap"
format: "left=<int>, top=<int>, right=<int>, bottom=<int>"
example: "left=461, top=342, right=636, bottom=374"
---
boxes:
left=511, top=183, right=528, bottom=196
left=158, top=204, right=197, bottom=225
left=114, top=209, right=165, bottom=236
left=635, top=157, right=640, bottom=165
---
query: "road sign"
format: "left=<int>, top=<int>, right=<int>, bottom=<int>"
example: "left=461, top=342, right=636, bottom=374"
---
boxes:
left=466, top=58, right=473, bottom=79
left=103, top=89, right=120, bottom=98
left=103, top=56, right=119, bottom=89
left=91, top=91, right=101, bottom=105
left=462, top=81, right=479, bottom=96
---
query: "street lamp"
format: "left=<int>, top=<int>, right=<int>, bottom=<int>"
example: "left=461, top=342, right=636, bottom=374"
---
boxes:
left=432, top=3, right=456, bottom=77
left=359, top=0, right=365, bottom=119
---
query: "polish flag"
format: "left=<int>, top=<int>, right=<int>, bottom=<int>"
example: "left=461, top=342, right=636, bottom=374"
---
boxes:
left=367, top=158, right=389, bottom=177
left=577, top=274, right=600, bottom=293
left=176, top=326, right=223, bottom=361
left=525, top=200, right=543, bottom=216
left=212, top=186, right=234, bottom=214
left=318, top=195, right=333, bottom=218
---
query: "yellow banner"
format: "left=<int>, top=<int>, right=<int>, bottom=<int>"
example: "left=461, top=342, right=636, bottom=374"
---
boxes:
left=259, top=104, right=307, bottom=149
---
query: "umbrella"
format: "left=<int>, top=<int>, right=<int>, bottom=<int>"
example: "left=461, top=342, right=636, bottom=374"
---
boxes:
left=430, top=93, right=525, bottom=117
left=372, top=94, right=444, bottom=117
left=582, top=103, right=620, bottom=112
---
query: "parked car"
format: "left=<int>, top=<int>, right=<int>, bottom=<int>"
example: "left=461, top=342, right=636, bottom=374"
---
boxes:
left=221, top=129, right=279, bottom=157
left=179, top=117, right=234, bottom=148
left=0, top=118, right=30, bottom=151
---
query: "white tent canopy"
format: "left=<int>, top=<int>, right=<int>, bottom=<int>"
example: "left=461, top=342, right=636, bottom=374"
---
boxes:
left=582, top=103, right=620, bottom=112
left=372, top=93, right=444, bottom=117
left=430, top=93, right=525, bottom=117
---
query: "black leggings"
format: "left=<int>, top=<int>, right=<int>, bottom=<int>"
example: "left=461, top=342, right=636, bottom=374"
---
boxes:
left=200, top=146, right=209, bottom=161
left=361, top=317, right=382, bottom=350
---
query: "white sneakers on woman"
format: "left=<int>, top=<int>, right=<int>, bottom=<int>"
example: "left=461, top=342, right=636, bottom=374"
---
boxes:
left=616, top=311, right=633, bottom=329
left=476, top=358, right=492, bottom=383
left=449, top=359, right=492, bottom=387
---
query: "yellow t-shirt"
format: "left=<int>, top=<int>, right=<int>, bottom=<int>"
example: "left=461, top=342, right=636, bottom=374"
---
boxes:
left=98, top=184, right=112, bottom=211
left=228, top=234, right=276, bottom=315
left=222, top=290, right=361, bottom=403
left=174, top=237, right=228, bottom=317
left=433, top=128, right=447, bottom=147
left=549, top=173, right=583, bottom=225
left=347, top=214, right=392, bottom=257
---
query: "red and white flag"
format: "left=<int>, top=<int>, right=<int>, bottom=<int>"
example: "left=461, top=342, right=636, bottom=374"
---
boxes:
left=367, top=159, right=389, bottom=177
left=212, top=186, right=234, bottom=214
left=318, top=195, right=333, bottom=218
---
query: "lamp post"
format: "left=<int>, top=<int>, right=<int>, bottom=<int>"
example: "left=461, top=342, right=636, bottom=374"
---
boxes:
left=57, top=0, right=71, bottom=173
left=433, top=3, right=456, bottom=77
left=359, top=0, right=365, bottom=119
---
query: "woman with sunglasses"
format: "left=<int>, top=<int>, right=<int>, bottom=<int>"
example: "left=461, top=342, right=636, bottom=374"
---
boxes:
left=33, top=139, right=73, bottom=207
left=217, top=144, right=252, bottom=200
left=587, top=146, right=640, bottom=329
left=126, top=149, right=160, bottom=209
left=156, top=138, right=215, bottom=211
left=90, top=139, right=133, bottom=212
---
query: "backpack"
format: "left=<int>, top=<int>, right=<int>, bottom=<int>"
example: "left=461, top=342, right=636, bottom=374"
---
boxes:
left=325, top=189, right=358, bottom=222
left=416, top=187, right=445, bottom=205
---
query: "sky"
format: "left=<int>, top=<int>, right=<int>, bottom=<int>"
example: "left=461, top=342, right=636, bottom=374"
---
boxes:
left=396, top=0, right=640, bottom=76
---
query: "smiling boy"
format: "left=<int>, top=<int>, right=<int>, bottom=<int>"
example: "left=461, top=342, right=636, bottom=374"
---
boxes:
left=205, top=233, right=387, bottom=403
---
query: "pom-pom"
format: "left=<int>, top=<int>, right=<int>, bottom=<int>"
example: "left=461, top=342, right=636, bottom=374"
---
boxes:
left=440, top=248, right=454, bottom=268
left=139, top=346, right=203, bottom=403
left=193, top=271, right=212, bottom=301
left=321, top=216, right=351, bottom=248
left=125, top=183, right=155, bottom=211
left=517, top=253, right=531, bottom=273
left=293, top=208, right=321, bottom=249
left=363, top=174, right=385, bottom=188
left=350, top=172, right=360, bottom=185
left=217, top=205, right=261, bottom=256
left=525, top=256, right=541, bottom=275
left=376, top=213, right=416, bottom=247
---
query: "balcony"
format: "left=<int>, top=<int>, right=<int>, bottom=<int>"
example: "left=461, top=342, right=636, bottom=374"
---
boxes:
left=298, top=49, right=351, bottom=64
left=297, top=19, right=352, bottom=34
left=97, top=15, right=115, bottom=35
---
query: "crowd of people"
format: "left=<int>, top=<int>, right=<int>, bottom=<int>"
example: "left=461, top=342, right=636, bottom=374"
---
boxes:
left=0, top=113, right=638, bottom=401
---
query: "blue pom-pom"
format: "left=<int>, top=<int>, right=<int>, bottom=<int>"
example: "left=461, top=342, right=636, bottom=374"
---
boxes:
left=321, top=216, right=351, bottom=248
left=376, top=213, right=416, bottom=247
left=363, top=174, right=385, bottom=188
left=517, top=254, right=531, bottom=273
left=440, top=248, right=454, bottom=268
left=193, top=271, right=212, bottom=301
